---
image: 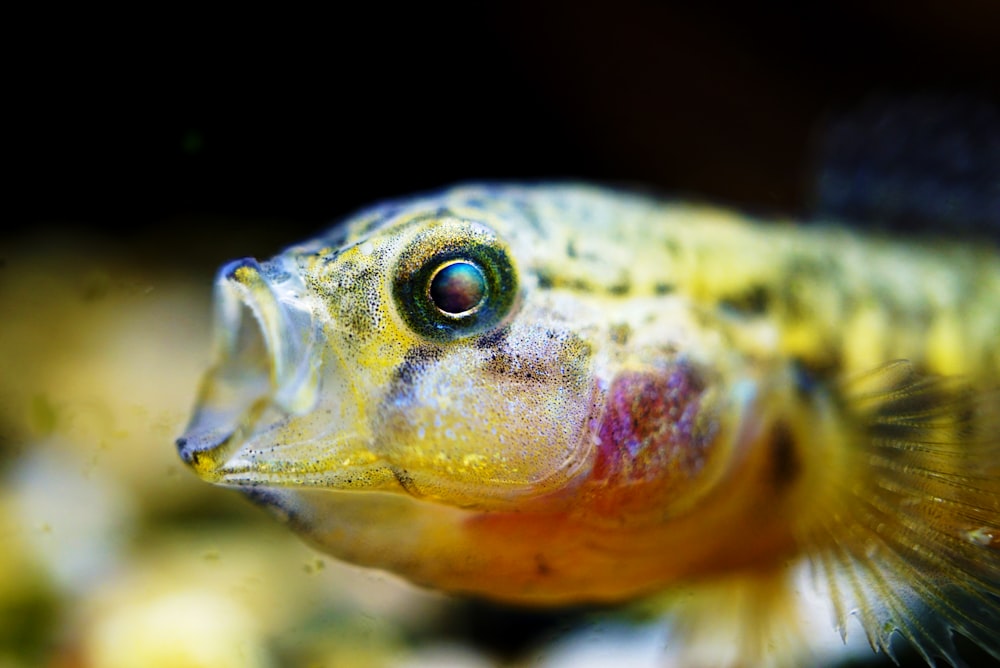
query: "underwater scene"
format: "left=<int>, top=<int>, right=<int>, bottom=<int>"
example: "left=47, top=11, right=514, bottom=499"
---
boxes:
left=3, top=4, right=998, bottom=667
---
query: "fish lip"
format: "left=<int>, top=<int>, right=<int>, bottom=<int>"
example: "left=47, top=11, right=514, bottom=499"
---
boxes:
left=215, top=257, right=322, bottom=415
left=175, top=432, right=227, bottom=466
left=176, top=256, right=324, bottom=480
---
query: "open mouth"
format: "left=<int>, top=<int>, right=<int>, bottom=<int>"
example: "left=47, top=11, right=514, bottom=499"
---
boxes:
left=176, top=257, right=324, bottom=481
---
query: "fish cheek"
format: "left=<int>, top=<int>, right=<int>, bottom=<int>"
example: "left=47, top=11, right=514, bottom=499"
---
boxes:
left=374, top=334, right=596, bottom=504
left=591, top=366, right=711, bottom=482
left=592, top=362, right=716, bottom=483
left=582, top=359, right=727, bottom=520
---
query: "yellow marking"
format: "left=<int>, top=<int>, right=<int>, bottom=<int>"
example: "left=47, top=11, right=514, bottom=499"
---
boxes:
left=231, top=264, right=259, bottom=285
left=927, top=311, right=967, bottom=375
left=843, top=302, right=886, bottom=373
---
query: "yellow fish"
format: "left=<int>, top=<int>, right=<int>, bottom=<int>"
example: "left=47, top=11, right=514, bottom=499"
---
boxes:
left=177, top=184, right=999, bottom=666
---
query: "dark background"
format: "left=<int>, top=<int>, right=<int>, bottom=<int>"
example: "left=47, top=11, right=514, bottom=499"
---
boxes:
left=8, top=1, right=998, bottom=264
left=4, top=3, right=998, bottom=666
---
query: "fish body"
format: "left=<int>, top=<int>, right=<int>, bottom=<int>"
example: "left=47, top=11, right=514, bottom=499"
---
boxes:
left=177, top=184, right=999, bottom=665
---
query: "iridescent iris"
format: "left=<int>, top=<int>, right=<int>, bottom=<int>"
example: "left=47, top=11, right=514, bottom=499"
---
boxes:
left=429, top=260, right=487, bottom=316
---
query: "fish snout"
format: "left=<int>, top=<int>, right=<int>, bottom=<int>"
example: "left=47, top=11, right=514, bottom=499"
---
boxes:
left=176, top=257, right=323, bottom=479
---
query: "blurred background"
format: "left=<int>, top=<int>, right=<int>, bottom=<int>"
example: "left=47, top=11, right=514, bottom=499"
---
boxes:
left=2, top=2, right=998, bottom=666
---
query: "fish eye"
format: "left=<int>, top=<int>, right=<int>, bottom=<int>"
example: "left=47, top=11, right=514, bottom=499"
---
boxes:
left=428, top=260, right=487, bottom=317
left=393, top=222, right=518, bottom=341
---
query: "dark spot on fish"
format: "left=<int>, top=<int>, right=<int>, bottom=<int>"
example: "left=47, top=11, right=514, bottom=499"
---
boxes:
left=790, top=359, right=820, bottom=398
left=342, top=307, right=377, bottom=338
left=393, top=468, right=420, bottom=495
left=664, top=239, right=680, bottom=256
left=482, top=330, right=591, bottom=393
left=792, top=351, right=842, bottom=381
left=485, top=351, right=543, bottom=381
left=392, top=345, right=444, bottom=388
left=778, top=256, right=838, bottom=322
left=242, top=487, right=281, bottom=509
left=475, top=325, right=509, bottom=350
left=653, top=282, right=675, bottom=295
left=608, top=280, right=631, bottom=296
left=768, top=421, right=801, bottom=490
left=320, top=248, right=343, bottom=264
left=261, top=266, right=293, bottom=284
left=536, top=268, right=555, bottom=289
left=354, top=263, right=377, bottom=284
left=719, top=284, right=770, bottom=316
left=780, top=288, right=807, bottom=322
left=609, top=323, right=631, bottom=345
left=535, top=554, right=552, bottom=576
left=484, top=350, right=513, bottom=374
left=566, top=240, right=578, bottom=258
left=534, top=269, right=595, bottom=293
left=241, top=488, right=304, bottom=530
left=483, top=351, right=549, bottom=384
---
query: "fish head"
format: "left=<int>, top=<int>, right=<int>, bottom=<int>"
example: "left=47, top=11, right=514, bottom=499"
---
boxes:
left=177, top=187, right=602, bottom=511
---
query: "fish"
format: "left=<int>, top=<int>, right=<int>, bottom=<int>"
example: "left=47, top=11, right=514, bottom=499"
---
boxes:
left=176, top=183, right=999, bottom=666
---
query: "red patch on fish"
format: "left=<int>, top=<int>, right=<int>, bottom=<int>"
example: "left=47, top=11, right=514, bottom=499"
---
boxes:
left=593, top=363, right=711, bottom=483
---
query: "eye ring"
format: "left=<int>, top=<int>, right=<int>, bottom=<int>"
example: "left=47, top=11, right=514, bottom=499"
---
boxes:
left=392, top=220, right=518, bottom=341
left=427, top=259, right=488, bottom=318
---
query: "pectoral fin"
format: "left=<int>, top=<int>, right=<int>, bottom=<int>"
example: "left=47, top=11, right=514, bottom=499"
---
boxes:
left=804, top=361, right=999, bottom=665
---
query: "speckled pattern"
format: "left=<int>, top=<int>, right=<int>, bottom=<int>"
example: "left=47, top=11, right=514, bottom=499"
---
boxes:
left=593, top=363, right=713, bottom=484
left=177, top=183, right=999, bottom=666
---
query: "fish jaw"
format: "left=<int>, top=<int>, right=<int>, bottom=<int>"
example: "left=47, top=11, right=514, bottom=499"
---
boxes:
left=175, top=257, right=397, bottom=491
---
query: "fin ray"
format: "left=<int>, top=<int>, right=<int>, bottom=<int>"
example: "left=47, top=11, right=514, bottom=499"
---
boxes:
left=804, top=361, right=1000, bottom=666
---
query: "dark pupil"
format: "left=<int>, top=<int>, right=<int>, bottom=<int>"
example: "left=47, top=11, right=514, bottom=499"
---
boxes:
left=429, top=261, right=487, bottom=315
